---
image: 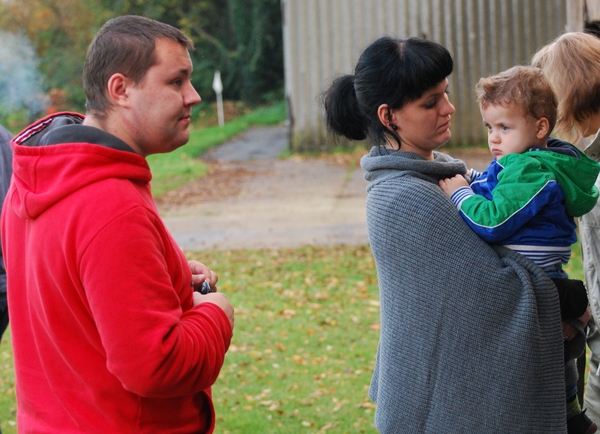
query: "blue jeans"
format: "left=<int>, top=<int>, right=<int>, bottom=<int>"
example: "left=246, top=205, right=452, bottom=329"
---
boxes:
left=542, top=263, right=568, bottom=279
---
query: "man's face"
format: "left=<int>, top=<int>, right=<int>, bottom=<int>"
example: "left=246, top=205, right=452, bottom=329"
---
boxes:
left=123, top=38, right=201, bottom=157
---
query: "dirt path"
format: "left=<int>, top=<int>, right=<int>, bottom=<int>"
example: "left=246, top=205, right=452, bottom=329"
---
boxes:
left=157, top=126, right=491, bottom=251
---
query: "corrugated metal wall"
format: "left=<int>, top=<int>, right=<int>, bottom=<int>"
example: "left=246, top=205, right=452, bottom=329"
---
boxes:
left=282, top=0, right=567, bottom=151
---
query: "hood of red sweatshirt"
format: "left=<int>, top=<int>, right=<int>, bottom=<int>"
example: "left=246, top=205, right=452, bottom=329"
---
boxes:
left=9, top=112, right=151, bottom=220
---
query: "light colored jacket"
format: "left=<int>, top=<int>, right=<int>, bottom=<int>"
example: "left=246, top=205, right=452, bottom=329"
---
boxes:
left=579, top=132, right=600, bottom=375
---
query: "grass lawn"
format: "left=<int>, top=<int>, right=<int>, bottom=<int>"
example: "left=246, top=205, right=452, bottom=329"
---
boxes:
left=0, top=244, right=380, bottom=434
left=201, top=245, right=380, bottom=434
left=0, top=334, right=14, bottom=433
left=0, top=241, right=588, bottom=433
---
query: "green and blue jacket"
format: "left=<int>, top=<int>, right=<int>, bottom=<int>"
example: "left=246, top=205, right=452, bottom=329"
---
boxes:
left=450, top=138, right=600, bottom=267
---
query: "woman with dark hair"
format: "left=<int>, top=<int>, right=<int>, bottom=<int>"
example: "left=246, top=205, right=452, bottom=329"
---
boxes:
left=323, top=36, right=566, bottom=433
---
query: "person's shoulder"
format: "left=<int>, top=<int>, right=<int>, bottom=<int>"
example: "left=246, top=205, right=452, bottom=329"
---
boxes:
left=70, top=176, right=156, bottom=225
left=493, top=155, right=559, bottom=193
left=0, top=125, right=12, bottom=145
left=499, top=152, right=549, bottom=171
left=367, top=175, right=454, bottom=220
left=370, top=172, right=440, bottom=196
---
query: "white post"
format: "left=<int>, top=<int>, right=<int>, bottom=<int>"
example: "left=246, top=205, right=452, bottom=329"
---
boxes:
left=212, top=70, right=224, bottom=127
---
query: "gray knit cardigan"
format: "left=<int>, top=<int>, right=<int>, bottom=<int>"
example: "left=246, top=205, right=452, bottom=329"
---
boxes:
left=361, top=146, right=566, bottom=433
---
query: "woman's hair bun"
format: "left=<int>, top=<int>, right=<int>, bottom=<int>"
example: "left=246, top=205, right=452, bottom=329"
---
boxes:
left=322, top=74, right=368, bottom=141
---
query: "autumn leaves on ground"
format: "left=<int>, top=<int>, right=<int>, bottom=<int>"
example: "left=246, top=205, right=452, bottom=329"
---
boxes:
left=0, top=244, right=381, bottom=434
left=204, top=245, right=380, bottom=434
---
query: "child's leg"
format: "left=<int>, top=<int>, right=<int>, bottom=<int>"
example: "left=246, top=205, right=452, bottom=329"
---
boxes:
left=552, top=277, right=590, bottom=320
left=547, top=270, right=597, bottom=433
left=567, top=380, right=581, bottom=419
left=565, top=338, right=597, bottom=433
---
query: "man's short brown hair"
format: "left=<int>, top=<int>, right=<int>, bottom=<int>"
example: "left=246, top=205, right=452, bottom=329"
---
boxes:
left=83, top=15, right=194, bottom=118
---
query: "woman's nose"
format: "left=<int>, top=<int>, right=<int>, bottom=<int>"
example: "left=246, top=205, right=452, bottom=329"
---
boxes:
left=441, top=95, right=455, bottom=116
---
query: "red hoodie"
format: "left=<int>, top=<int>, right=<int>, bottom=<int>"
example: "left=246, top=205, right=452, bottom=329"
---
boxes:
left=1, top=113, right=232, bottom=433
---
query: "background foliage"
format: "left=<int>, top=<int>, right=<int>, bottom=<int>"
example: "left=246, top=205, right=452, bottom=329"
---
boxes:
left=0, top=0, right=284, bottom=122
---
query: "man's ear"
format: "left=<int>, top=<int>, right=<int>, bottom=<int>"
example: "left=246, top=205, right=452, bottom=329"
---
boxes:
left=377, top=104, right=396, bottom=130
left=535, top=117, right=551, bottom=139
left=106, top=73, right=131, bottom=107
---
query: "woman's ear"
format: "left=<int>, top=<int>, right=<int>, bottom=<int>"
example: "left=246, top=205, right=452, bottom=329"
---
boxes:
left=377, top=104, right=397, bottom=130
left=535, top=117, right=551, bottom=139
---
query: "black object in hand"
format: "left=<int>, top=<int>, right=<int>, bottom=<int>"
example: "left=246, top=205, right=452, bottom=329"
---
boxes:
left=199, top=281, right=212, bottom=295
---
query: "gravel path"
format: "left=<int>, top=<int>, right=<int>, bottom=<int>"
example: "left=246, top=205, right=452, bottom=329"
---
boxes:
left=158, top=125, right=491, bottom=251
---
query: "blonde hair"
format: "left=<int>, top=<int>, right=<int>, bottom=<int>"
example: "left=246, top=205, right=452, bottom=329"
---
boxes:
left=532, top=32, right=600, bottom=142
left=475, top=65, right=557, bottom=131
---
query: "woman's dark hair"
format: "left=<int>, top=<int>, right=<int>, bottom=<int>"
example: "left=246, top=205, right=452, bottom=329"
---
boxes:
left=322, top=36, right=453, bottom=148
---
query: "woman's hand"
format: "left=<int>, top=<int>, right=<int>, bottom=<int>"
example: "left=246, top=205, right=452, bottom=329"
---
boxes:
left=578, top=308, right=591, bottom=329
left=562, top=321, right=577, bottom=341
left=562, top=307, right=591, bottom=341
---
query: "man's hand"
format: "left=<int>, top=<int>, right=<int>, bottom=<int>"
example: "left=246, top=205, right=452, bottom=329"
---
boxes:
left=439, top=174, right=469, bottom=197
left=189, top=260, right=218, bottom=292
left=188, top=260, right=233, bottom=329
left=193, top=292, right=235, bottom=330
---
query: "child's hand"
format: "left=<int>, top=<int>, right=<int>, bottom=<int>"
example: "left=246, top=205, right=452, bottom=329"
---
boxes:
left=439, top=175, right=469, bottom=197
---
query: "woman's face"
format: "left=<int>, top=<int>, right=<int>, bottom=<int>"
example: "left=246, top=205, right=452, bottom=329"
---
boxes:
left=578, top=112, right=600, bottom=138
left=390, top=79, right=455, bottom=159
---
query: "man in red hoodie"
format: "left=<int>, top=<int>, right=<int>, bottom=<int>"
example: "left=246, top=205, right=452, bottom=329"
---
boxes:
left=1, top=15, right=234, bottom=433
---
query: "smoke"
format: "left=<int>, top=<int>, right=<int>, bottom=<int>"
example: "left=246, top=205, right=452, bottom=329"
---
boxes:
left=0, top=31, right=48, bottom=121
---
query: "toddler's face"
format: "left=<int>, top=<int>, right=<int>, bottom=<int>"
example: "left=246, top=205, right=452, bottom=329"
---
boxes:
left=481, top=102, right=544, bottom=158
